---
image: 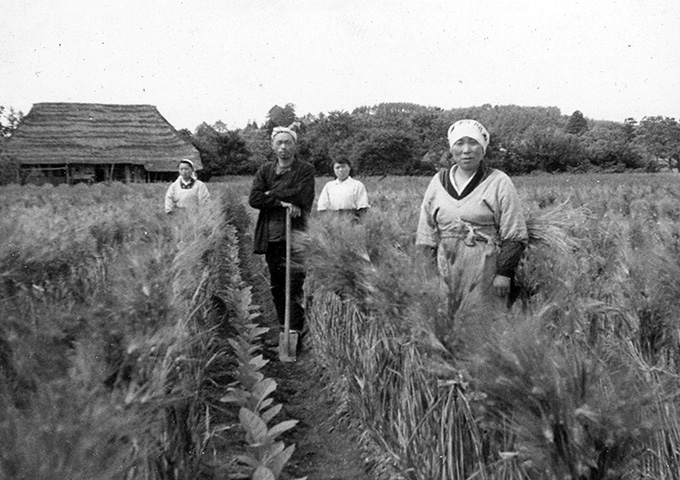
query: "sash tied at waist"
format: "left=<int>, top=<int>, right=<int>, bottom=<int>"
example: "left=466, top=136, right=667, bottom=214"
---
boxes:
left=438, top=219, right=498, bottom=247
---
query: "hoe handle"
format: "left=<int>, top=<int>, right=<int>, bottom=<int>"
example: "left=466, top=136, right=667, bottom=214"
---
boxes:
left=284, top=206, right=291, bottom=336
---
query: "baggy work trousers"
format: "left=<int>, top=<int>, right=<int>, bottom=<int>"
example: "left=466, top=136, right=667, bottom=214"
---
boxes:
left=436, top=236, right=510, bottom=351
left=265, top=242, right=306, bottom=331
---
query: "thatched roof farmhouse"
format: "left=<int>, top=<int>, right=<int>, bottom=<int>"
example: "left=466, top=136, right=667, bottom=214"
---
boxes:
left=0, top=102, right=201, bottom=184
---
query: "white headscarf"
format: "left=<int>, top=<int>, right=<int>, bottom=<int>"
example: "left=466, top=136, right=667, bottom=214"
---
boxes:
left=179, top=158, right=195, bottom=170
left=447, top=120, right=490, bottom=153
left=271, top=126, right=298, bottom=143
left=178, top=159, right=197, bottom=182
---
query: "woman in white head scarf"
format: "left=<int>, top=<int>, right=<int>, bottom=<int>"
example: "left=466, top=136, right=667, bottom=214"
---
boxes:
left=164, top=159, right=210, bottom=214
left=416, top=120, right=528, bottom=350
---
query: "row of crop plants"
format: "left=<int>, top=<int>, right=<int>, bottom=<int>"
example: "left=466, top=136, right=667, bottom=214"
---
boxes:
left=0, top=182, right=300, bottom=480
left=301, top=173, right=680, bottom=479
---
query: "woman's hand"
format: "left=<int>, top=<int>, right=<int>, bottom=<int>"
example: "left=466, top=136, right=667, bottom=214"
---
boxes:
left=492, top=275, right=511, bottom=297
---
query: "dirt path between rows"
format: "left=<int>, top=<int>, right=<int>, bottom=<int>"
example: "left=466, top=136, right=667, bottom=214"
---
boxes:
left=233, top=228, right=391, bottom=480
left=262, top=343, right=373, bottom=480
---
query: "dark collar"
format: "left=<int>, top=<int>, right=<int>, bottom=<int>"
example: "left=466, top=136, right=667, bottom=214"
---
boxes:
left=273, top=158, right=297, bottom=175
left=438, top=163, right=489, bottom=199
left=180, top=177, right=195, bottom=189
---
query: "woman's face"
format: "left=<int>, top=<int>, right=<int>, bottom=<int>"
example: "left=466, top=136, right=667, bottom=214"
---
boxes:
left=179, top=163, right=193, bottom=180
left=451, top=137, right=484, bottom=173
left=333, top=162, right=350, bottom=181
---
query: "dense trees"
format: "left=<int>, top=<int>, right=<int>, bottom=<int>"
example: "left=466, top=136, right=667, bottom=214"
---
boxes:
left=565, top=110, right=588, bottom=135
left=3, top=102, right=679, bottom=178
left=0, top=106, right=23, bottom=139
left=0, top=106, right=24, bottom=184
left=265, top=103, right=297, bottom=130
left=301, top=111, right=359, bottom=174
left=580, top=122, right=644, bottom=172
left=350, top=131, right=419, bottom=175
left=632, top=116, right=680, bottom=171
left=185, top=122, right=252, bottom=178
left=139, top=106, right=680, bottom=177
left=0, top=106, right=23, bottom=156
left=509, top=127, right=584, bottom=174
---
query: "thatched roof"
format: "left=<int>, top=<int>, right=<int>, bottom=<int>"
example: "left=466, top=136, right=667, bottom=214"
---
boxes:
left=0, top=103, right=201, bottom=172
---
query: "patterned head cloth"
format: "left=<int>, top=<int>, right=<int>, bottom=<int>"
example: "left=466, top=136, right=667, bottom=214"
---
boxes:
left=271, top=126, right=298, bottom=143
left=447, top=120, right=490, bottom=153
left=178, top=158, right=195, bottom=170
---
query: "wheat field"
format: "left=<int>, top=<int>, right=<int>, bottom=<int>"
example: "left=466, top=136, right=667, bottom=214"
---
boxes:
left=2, top=172, right=680, bottom=479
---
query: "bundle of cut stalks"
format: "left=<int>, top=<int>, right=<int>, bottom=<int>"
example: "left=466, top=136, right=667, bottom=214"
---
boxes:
left=524, top=200, right=589, bottom=255
left=296, top=215, right=378, bottom=300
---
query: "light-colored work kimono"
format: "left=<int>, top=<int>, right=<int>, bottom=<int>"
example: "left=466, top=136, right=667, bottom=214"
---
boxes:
left=416, top=165, right=528, bottom=348
left=165, top=177, right=210, bottom=214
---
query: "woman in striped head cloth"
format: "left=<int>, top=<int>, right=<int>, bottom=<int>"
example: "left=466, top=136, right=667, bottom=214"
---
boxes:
left=416, top=120, right=528, bottom=349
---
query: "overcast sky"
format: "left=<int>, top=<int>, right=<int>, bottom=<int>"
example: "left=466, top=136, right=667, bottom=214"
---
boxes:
left=2, top=0, right=679, bottom=131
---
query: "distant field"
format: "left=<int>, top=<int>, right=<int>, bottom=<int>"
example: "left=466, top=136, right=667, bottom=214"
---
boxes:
left=211, top=171, right=680, bottom=215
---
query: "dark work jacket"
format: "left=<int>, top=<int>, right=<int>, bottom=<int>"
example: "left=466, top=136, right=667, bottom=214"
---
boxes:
left=249, top=158, right=316, bottom=254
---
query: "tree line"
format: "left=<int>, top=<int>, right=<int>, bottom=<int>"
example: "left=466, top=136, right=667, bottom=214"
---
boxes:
left=3, top=102, right=680, bottom=178
left=179, top=103, right=680, bottom=178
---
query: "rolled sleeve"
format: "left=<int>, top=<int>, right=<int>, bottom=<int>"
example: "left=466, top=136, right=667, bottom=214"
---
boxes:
left=415, top=175, right=440, bottom=247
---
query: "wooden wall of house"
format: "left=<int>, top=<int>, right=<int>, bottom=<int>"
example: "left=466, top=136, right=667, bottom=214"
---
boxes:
left=20, top=164, right=166, bottom=185
left=21, top=165, right=68, bottom=185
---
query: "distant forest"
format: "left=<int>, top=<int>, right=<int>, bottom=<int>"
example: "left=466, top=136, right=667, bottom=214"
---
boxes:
left=178, top=103, right=680, bottom=178
left=3, top=103, right=679, bottom=178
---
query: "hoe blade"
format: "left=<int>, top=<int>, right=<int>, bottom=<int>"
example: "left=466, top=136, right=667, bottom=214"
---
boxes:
left=278, top=331, right=299, bottom=362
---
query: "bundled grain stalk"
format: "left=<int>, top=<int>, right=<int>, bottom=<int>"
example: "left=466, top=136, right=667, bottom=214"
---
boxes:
left=524, top=200, right=589, bottom=255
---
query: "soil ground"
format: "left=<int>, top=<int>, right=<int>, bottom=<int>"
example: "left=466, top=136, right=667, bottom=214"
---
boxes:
left=245, top=260, right=377, bottom=480
left=261, top=339, right=373, bottom=480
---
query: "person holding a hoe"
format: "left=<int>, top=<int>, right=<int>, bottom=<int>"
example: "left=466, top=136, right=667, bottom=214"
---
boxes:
left=249, top=126, right=315, bottom=358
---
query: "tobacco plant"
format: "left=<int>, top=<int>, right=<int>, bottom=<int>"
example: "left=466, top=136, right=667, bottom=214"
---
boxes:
left=220, top=322, right=305, bottom=480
